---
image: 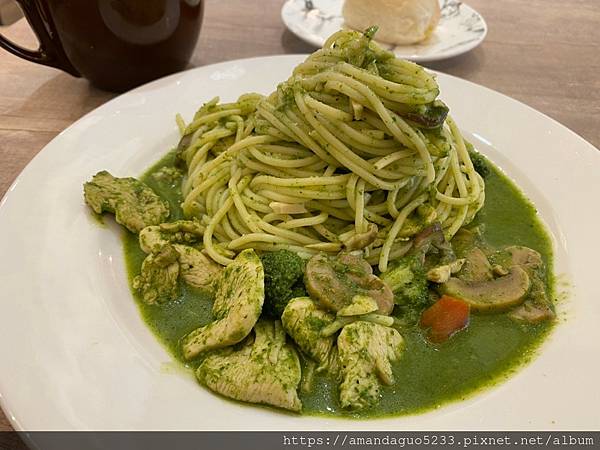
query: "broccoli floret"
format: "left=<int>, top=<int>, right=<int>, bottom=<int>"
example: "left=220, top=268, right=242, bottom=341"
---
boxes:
left=289, top=281, right=308, bottom=300
left=466, top=143, right=490, bottom=179
left=260, top=250, right=306, bottom=318
left=380, top=255, right=430, bottom=309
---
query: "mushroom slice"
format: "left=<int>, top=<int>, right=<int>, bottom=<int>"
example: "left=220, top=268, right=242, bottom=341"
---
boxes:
left=492, top=245, right=554, bottom=322
left=460, top=247, right=493, bottom=282
left=492, top=264, right=509, bottom=276
left=343, top=224, right=378, bottom=251
left=413, top=222, right=444, bottom=250
left=505, top=246, right=543, bottom=269
left=509, top=300, right=555, bottom=323
left=509, top=277, right=555, bottom=323
left=197, top=320, right=302, bottom=412
left=305, top=253, right=394, bottom=315
left=177, top=132, right=193, bottom=155
left=337, top=321, right=404, bottom=410
left=412, top=222, right=452, bottom=257
left=441, top=266, right=530, bottom=312
left=337, top=252, right=373, bottom=275
left=492, top=245, right=543, bottom=271
left=181, top=249, right=264, bottom=360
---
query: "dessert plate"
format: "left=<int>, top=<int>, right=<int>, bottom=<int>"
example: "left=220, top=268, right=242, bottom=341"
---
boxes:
left=281, top=0, right=487, bottom=62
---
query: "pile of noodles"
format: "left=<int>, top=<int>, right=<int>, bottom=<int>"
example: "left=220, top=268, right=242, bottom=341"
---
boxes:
left=176, top=27, right=484, bottom=272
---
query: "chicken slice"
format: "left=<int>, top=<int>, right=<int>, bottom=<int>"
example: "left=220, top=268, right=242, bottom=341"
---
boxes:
left=281, top=297, right=339, bottom=377
left=181, top=249, right=264, bottom=360
left=83, top=171, right=169, bottom=233
left=197, top=320, right=302, bottom=412
left=139, top=220, right=205, bottom=254
left=337, top=321, right=404, bottom=410
left=139, top=221, right=220, bottom=291
left=172, top=244, right=221, bottom=290
left=132, top=245, right=180, bottom=304
left=196, top=320, right=302, bottom=411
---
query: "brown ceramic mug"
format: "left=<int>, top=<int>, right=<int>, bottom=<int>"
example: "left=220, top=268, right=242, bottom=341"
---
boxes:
left=0, top=0, right=204, bottom=91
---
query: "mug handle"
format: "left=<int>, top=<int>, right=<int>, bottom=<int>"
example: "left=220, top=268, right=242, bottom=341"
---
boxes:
left=0, top=0, right=80, bottom=77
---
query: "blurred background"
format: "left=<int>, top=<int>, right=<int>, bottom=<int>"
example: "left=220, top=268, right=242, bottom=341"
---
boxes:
left=0, top=0, right=20, bottom=25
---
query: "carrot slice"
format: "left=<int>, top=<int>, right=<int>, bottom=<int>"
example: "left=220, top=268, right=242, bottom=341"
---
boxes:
left=420, top=295, right=470, bottom=343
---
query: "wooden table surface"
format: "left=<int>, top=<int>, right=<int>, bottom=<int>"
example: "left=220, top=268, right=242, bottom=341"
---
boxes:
left=0, top=0, right=599, bottom=433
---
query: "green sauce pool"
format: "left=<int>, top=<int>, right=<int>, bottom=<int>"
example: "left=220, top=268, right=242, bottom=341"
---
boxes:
left=122, top=150, right=555, bottom=419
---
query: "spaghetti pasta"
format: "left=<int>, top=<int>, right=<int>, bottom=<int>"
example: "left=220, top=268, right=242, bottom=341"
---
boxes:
left=178, top=27, right=484, bottom=271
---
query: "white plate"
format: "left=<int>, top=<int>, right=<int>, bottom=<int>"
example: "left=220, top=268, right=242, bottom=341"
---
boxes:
left=281, top=0, right=487, bottom=62
left=0, top=55, right=599, bottom=431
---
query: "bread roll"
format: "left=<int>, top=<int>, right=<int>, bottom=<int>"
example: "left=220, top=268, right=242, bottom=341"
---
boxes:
left=342, top=0, right=441, bottom=45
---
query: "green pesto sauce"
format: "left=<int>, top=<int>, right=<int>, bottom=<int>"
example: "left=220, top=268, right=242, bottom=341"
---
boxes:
left=122, top=150, right=555, bottom=419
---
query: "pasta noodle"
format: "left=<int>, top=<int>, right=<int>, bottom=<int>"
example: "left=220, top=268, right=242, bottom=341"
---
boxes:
left=177, top=27, right=484, bottom=271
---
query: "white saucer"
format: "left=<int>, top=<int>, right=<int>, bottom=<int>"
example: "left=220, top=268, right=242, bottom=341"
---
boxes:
left=281, top=0, right=487, bottom=62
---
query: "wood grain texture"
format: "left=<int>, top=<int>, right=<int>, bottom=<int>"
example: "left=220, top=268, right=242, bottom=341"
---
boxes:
left=0, top=0, right=598, bottom=432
